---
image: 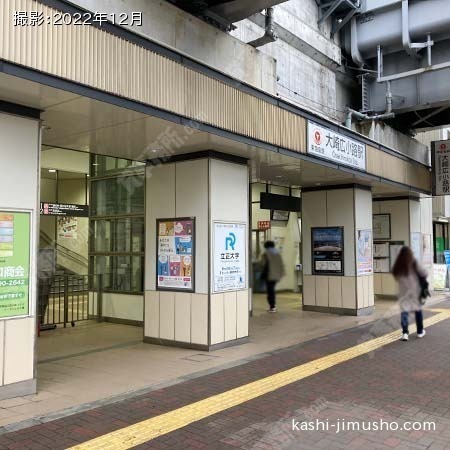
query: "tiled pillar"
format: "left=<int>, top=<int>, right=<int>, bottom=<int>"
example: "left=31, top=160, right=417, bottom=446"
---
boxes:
left=144, top=154, right=250, bottom=350
left=302, top=185, right=374, bottom=316
left=0, top=110, right=40, bottom=400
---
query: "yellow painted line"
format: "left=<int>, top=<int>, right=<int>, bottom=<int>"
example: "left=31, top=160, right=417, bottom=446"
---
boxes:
left=69, top=310, right=450, bottom=450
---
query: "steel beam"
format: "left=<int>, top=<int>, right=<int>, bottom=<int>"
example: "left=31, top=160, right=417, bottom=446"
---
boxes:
left=377, top=61, right=450, bottom=83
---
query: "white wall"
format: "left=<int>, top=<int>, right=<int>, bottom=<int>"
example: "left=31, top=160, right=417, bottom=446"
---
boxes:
left=0, top=112, right=40, bottom=398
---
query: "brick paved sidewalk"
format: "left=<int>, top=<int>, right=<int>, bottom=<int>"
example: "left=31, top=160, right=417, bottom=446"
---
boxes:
left=0, top=304, right=449, bottom=449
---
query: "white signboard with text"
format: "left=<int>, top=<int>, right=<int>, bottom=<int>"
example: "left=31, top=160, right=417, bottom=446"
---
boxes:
left=213, top=222, right=247, bottom=293
left=432, top=140, right=450, bottom=196
left=308, top=121, right=366, bottom=171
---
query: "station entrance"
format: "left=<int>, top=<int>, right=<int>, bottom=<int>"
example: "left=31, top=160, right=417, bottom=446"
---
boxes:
left=0, top=68, right=433, bottom=411
left=37, top=147, right=147, bottom=364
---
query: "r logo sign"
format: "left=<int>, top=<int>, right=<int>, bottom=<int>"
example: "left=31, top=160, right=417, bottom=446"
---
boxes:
left=225, top=232, right=236, bottom=251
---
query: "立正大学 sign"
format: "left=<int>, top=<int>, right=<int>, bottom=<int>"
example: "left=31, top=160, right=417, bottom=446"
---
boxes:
left=0, top=211, right=30, bottom=318
left=213, top=222, right=247, bottom=293
left=307, top=121, right=366, bottom=171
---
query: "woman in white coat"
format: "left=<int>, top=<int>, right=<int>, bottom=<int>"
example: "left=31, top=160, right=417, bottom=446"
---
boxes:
left=392, top=246, right=427, bottom=341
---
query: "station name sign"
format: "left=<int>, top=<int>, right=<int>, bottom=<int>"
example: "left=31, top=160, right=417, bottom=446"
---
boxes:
left=307, top=121, right=366, bottom=171
left=40, top=202, right=89, bottom=217
left=432, top=140, right=450, bottom=196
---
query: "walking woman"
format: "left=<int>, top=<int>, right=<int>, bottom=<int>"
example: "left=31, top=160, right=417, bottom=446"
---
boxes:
left=392, top=246, right=427, bottom=341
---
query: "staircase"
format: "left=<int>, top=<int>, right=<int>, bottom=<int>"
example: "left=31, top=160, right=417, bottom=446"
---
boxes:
left=39, top=230, right=88, bottom=277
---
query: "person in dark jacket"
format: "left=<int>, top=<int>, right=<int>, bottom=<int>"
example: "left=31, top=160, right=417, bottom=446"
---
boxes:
left=261, top=241, right=285, bottom=312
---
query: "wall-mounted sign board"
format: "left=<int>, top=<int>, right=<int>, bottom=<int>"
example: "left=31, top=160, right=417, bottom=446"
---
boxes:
left=213, top=222, right=247, bottom=293
left=373, top=214, right=391, bottom=240
left=40, top=202, right=89, bottom=217
left=0, top=211, right=31, bottom=319
left=311, top=227, right=344, bottom=275
left=307, top=121, right=366, bottom=171
left=156, top=218, right=195, bottom=292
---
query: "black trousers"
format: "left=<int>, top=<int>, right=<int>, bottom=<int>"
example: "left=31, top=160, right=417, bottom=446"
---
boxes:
left=266, top=281, right=277, bottom=309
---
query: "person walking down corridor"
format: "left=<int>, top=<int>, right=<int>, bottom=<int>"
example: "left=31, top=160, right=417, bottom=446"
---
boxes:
left=392, top=246, right=428, bottom=341
left=261, top=241, right=285, bottom=313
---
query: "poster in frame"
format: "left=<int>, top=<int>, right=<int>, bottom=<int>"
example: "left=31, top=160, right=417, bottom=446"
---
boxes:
left=156, top=217, right=195, bottom=292
left=311, top=226, right=344, bottom=275
left=373, top=214, right=391, bottom=240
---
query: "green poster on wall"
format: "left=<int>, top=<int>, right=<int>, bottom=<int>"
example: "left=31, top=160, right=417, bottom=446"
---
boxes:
left=0, top=211, right=30, bottom=318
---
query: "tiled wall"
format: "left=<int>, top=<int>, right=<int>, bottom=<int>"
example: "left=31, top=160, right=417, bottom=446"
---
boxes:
left=145, top=158, right=249, bottom=348
left=0, top=113, right=39, bottom=395
left=302, top=187, right=374, bottom=311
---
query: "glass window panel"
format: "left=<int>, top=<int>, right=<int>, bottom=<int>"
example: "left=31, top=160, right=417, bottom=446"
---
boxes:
left=131, top=179, right=145, bottom=214
left=91, top=220, right=113, bottom=252
left=114, top=218, right=131, bottom=252
left=131, top=256, right=144, bottom=292
left=113, top=256, right=131, bottom=291
left=131, top=218, right=145, bottom=253
left=91, top=154, right=144, bottom=177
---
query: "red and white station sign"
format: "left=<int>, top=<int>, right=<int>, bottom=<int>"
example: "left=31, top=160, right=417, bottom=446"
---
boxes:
left=433, top=140, right=450, bottom=196
left=307, top=121, right=366, bottom=171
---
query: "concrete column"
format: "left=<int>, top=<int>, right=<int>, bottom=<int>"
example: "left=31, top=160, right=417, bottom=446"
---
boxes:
left=0, top=110, right=40, bottom=400
left=373, top=197, right=433, bottom=297
left=144, top=154, right=250, bottom=350
left=302, top=185, right=374, bottom=316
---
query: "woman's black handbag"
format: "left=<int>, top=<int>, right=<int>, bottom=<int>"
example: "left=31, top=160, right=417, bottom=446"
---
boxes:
left=415, top=268, right=430, bottom=304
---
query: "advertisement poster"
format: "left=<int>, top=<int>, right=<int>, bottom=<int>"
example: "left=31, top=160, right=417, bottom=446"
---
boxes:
left=0, top=211, right=30, bottom=318
left=157, top=218, right=194, bottom=291
left=357, top=229, right=373, bottom=275
left=433, top=264, right=447, bottom=290
left=213, top=222, right=247, bottom=293
left=311, top=227, right=344, bottom=275
left=57, top=216, right=78, bottom=239
left=307, top=121, right=366, bottom=171
left=422, top=234, right=433, bottom=266
left=411, top=232, right=422, bottom=262
left=373, top=214, right=391, bottom=240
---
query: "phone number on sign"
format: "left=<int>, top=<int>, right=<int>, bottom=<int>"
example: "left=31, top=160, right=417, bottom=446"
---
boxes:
left=13, top=11, right=143, bottom=27
left=0, top=279, right=26, bottom=287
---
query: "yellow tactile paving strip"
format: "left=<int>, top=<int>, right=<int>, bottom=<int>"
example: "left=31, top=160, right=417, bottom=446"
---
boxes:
left=69, top=309, right=450, bottom=450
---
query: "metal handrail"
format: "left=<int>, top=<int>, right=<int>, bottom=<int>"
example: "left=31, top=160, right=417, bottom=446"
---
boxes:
left=40, top=230, right=88, bottom=267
